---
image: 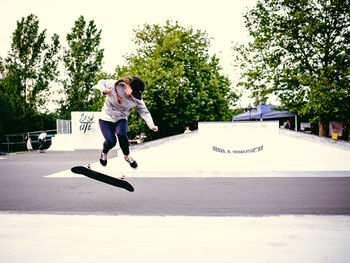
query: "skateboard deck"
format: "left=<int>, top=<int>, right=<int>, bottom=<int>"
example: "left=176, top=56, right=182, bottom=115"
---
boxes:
left=71, top=166, right=134, bottom=192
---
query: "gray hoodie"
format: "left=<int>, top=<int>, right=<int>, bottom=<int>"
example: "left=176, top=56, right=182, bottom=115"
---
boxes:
left=94, top=79, right=155, bottom=129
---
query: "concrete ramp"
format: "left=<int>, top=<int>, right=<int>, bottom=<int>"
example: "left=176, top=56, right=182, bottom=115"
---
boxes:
left=79, top=121, right=350, bottom=177
left=48, top=134, right=75, bottom=151
left=47, top=121, right=350, bottom=178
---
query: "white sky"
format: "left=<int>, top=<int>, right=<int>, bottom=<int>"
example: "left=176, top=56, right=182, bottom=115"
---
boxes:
left=1, top=0, right=262, bottom=107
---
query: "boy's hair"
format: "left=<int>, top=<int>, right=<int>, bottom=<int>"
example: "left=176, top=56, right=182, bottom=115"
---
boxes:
left=115, top=77, right=131, bottom=87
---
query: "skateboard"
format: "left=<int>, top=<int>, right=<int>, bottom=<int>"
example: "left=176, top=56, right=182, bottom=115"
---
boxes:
left=71, top=166, right=134, bottom=192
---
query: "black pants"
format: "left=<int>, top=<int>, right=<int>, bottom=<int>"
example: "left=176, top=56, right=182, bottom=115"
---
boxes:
left=99, top=119, right=129, bottom=156
left=38, top=139, right=45, bottom=151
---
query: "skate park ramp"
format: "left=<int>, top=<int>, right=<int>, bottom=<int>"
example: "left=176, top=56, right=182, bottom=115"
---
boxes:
left=47, top=121, right=350, bottom=178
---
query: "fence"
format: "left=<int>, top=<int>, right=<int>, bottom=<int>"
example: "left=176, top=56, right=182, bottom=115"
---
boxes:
left=57, top=119, right=71, bottom=134
left=0, top=129, right=56, bottom=153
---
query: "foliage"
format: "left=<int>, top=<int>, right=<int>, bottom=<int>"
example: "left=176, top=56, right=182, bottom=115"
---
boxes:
left=59, top=16, right=104, bottom=119
left=233, top=0, right=350, bottom=135
left=5, top=14, right=60, bottom=113
left=0, top=14, right=60, bottom=135
left=115, top=21, right=237, bottom=140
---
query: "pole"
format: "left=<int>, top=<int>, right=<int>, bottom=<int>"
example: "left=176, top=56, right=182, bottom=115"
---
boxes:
left=6, top=136, right=9, bottom=153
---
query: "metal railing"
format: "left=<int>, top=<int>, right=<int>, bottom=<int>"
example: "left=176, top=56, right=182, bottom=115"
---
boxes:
left=57, top=119, right=71, bottom=134
left=0, top=129, right=57, bottom=153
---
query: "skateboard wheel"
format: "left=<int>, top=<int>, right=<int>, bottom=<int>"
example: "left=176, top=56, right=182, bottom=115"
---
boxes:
left=87, top=164, right=91, bottom=169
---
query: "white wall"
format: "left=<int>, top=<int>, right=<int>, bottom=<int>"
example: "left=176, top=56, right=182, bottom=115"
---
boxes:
left=71, top=112, right=104, bottom=150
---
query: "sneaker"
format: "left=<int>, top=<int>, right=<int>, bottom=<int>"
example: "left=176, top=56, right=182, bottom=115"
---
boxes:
left=100, top=152, right=107, bottom=166
left=124, top=155, right=137, bottom=168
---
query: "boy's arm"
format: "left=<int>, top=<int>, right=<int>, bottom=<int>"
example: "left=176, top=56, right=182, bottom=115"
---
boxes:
left=93, top=79, right=115, bottom=95
left=135, top=100, right=157, bottom=131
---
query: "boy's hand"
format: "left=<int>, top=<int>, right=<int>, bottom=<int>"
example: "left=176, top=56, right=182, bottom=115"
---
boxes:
left=103, top=90, right=112, bottom=95
left=152, top=126, right=158, bottom=132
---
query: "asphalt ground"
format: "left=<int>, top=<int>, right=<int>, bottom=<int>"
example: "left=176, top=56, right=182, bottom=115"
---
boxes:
left=1, top=149, right=350, bottom=263
left=1, top=150, right=350, bottom=216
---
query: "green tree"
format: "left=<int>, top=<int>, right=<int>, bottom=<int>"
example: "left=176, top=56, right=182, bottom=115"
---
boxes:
left=115, top=21, right=237, bottom=139
left=3, top=14, right=60, bottom=115
left=60, top=16, right=104, bottom=119
left=0, top=14, right=60, bottom=135
left=233, top=0, right=350, bottom=136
